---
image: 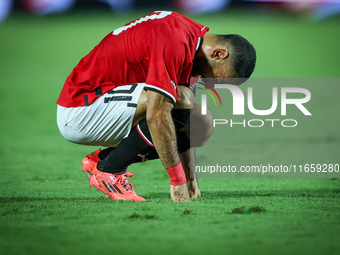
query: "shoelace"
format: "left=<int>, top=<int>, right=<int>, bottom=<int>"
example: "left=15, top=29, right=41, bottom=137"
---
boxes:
left=116, top=172, right=134, bottom=193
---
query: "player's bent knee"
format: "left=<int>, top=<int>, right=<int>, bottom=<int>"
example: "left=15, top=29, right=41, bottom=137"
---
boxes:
left=174, top=86, right=194, bottom=110
left=190, top=108, right=214, bottom=148
left=172, top=109, right=192, bottom=130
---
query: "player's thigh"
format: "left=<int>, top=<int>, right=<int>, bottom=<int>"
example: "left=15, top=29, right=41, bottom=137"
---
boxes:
left=131, top=89, right=147, bottom=129
left=57, top=83, right=145, bottom=146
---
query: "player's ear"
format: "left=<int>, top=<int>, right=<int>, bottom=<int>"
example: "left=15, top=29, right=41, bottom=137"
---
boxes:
left=211, top=48, right=229, bottom=60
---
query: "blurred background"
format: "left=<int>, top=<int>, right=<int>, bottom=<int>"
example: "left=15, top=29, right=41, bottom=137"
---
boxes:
left=0, top=3, right=339, bottom=255
left=1, top=0, right=339, bottom=82
left=0, top=4, right=339, bottom=254
left=1, top=0, right=340, bottom=22
left=0, top=0, right=339, bottom=171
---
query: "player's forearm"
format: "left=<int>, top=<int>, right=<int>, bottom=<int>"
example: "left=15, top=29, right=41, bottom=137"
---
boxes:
left=146, top=90, right=182, bottom=168
left=180, top=147, right=195, bottom=180
left=146, top=90, right=190, bottom=201
left=180, top=148, right=201, bottom=198
left=147, top=111, right=180, bottom=168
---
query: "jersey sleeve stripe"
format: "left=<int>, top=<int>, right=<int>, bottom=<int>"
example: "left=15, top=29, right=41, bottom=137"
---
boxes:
left=195, top=37, right=202, bottom=51
left=144, top=84, right=176, bottom=104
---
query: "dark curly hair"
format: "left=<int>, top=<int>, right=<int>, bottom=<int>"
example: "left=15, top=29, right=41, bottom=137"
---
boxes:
left=217, top=34, right=256, bottom=82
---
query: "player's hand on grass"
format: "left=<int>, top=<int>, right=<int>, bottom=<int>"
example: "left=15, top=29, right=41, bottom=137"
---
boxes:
left=170, top=183, right=191, bottom=202
left=187, top=178, right=201, bottom=198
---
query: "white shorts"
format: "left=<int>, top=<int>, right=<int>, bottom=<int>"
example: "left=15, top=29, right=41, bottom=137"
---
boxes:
left=57, top=83, right=145, bottom=147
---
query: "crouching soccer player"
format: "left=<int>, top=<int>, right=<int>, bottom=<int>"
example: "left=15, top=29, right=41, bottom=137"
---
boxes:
left=56, top=11, right=256, bottom=202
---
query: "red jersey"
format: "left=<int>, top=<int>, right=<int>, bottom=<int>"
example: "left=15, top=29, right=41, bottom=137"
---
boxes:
left=57, top=11, right=209, bottom=107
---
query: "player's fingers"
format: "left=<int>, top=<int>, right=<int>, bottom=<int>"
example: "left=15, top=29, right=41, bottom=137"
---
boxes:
left=179, top=197, right=191, bottom=202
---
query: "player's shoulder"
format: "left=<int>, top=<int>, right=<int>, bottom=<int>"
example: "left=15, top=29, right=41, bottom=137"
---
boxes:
left=158, top=11, right=203, bottom=29
left=112, top=11, right=206, bottom=39
left=136, top=11, right=202, bottom=31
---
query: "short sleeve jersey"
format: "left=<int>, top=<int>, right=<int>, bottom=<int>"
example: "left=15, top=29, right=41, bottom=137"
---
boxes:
left=57, top=11, right=209, bottom=107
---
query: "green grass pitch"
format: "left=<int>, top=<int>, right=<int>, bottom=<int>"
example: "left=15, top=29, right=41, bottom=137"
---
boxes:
left=0, top=9, right=340, bottom=255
